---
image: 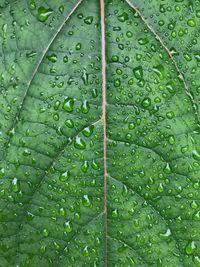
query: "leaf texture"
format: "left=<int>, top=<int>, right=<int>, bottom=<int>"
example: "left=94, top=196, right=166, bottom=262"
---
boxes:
left=0, top=0, right=200, bottom=266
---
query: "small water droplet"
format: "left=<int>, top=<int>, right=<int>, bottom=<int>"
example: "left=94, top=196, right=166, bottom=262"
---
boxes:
left=11, top=177, right=20, bottom=192
left=84, top=16, right=93, bottom=25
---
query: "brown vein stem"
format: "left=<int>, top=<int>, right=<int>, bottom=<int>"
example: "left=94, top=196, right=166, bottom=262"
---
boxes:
left=125, top=0, right=200, bottom=125
left=100, top=0, right=108, bottom=265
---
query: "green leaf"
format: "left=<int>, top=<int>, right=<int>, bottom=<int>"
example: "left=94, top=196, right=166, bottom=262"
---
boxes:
left=0, top=0, right=200, bottom=266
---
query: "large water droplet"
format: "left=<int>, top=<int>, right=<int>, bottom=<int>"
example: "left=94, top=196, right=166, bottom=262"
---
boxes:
left=82, top=195, right=91, bottom=207
left=158, top=228, right=171, bottom=240
left=59, top=171, right=70, bottom=182
left=81, top=100, right=90, bottom=114
left=117, top=12, right=129, bottom=22
left=64, top=221, right=72, bottom=234
left=81, top=69, right=88, bottom=85
left=185, top=241, right=196, bottom=255
left=63, top=97, right=74, bottom=112
left=37, top=6, right=53, bottom=22
left=153, top=65, right=165, bottom=80
left=133, top=66, right=143, bottom=79
left=74, top=136, right=86, bottom=150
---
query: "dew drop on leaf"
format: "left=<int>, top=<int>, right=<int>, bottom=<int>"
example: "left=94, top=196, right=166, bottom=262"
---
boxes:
left=37, top=6, right=53, bottom=22
left=11, top=177, right=20, bottom=192
left=74, top=136, right=86, bottom=150
left=81, top=100, right=90, bottom=114
left=59, top=171, right=70, bottom=182
left=63, top=97, right=74, bottom=112
left=64, top=221, right=73, bottom=234
left=185, top=241, right=197, bottom=255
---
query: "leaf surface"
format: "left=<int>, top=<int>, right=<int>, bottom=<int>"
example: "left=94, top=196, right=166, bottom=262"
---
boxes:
left=0, top=0, right=200, bottom=266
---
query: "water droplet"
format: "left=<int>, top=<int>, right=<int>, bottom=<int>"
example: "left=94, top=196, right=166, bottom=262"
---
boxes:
left=81, top=161, right=89, bottom=173
left=166, top=111, right=174, bottom=119
left=166, top=83, right=176, bottom=95
left=153, top=65, right=165, bottom=80
left=30, top=0, right=36, bottom=10
left=128, top=122, right=135, bottom=130
left=58, top=5, right=64, bottom=13
left=26, top=212, right=35, bottom=221
left=82, top=246, right=89, bottom=256
left=42, top=228, right=49, bottom=237
left=11, top=177, right=20, bottom=192
left=65, top=119, right=74, bottom=128
left=141, top=97, right=151, bottom=108
left=168, top=135, right=175, bottom=145
left=64, top=221, right=72, bottom=234
left=81, top=69, right=89, bottom=85
left=133, top=66, right=143, bottom=79
left=112, top=209, right=119, bottom=218
left=193, top=210, right=200, bottom=220
left=81, top=100, right=90, bottom=114
left=117, top=12, right=129, bottom=22
left=122, top=185, right=128, bottom=197
left=46, top=53, right=57, bottom=63
left=138, top=37, right=149, bottom=45
left=62, top=97, right=74, bottom=112
left=193, top=256, right=200, bottom=266
left=74, top=136, right=86, bottom=150
left=157, top=182, right=164, bottom=193
left=59, top=207, right=66, bottom=216
left=26, top=51, right=37, bottom=58
left=191, top=200, right=198, bottom=209
left=84, top=16, right=93, bottom=25
left=187, top=19, right=196, bottom=27
left=192, top=150, right=200, bottom=161
left=37, top=6, right=53, bottom=22
left=158, top=228, right=171, bottom=240
left=163, top=163, right=172, bottom=174
left=59, top=171, right=70, bottom=182
left=83, top=125, right=94, bottom=137
left=185, top=241, right=196, bottom=255
left=111, top=55, right=119, bottom=62
left=76, top=42, right=82, bottom=51
left=82, top=195, right=91, bottom=207
left=63, top=56, right=68, bottom=63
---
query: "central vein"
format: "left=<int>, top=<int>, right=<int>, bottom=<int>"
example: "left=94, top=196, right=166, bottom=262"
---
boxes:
left=100, top=0, right=108, bottom=265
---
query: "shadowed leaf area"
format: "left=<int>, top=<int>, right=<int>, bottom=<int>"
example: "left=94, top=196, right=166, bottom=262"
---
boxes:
left=0, top=0, right=200, bottom=266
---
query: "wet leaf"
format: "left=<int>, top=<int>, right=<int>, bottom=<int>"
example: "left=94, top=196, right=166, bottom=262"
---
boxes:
left=0, top=0, right=200, bottom=266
